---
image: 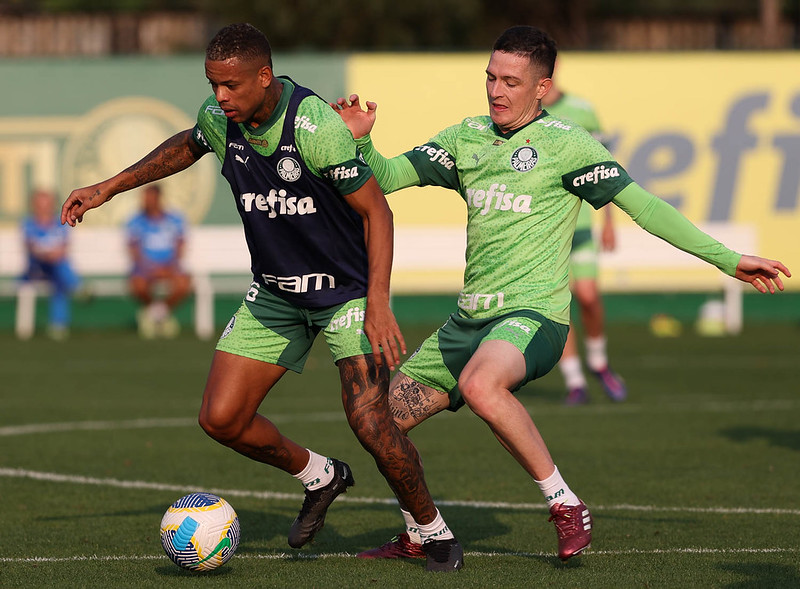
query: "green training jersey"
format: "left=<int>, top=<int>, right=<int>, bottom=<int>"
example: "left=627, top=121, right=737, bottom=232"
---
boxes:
left=364, top=112, right=633, bottom=324
left=546, top=92, right=605, bottom=236
left=192, top=78, right=370, bottom=197
left=545, top=92, right=602, bottom=138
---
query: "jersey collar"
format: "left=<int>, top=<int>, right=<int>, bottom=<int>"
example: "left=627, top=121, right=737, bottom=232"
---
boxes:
left=492, top=109, right=549, bottom=140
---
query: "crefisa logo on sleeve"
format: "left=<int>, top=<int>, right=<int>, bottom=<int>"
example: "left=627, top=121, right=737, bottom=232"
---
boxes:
left=510, top=146, right=538, bottom=172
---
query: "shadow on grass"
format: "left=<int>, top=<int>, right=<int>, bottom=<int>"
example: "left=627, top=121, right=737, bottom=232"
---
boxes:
left=155, top=564, right=234, bottom=577
left=720, top=426, right=800, bottom=451
left=718, top=561, right=800, bottom=588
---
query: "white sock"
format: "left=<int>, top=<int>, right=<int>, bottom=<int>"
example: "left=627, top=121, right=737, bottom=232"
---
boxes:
left=534, top=465, right=581, bottom=507
left=559, top=356, right=587, bottom=390
left=585, top=336, right=608, bottom=372
left=292, top=450, right=334, bottom=491
left=417, top=509, right=454, bottom=543
left=401, top=508, right=422, bottom=544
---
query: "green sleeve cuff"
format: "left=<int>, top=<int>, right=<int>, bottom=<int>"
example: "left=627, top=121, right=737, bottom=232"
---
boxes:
left=354, top=135, right=420, bottom=194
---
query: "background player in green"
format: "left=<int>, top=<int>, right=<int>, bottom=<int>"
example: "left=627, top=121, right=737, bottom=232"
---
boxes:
left=334, top=25, right=790, bottom=563
left=60, top=23, right=460, bottom=569
left=542, top=78, right=627, bottom=405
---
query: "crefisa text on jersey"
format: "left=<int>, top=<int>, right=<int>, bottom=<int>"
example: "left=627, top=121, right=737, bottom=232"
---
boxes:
left=239, top=190, right=317, bottom=218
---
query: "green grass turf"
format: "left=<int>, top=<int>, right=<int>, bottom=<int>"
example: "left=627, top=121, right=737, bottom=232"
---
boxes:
left=1, top=320, right=799, bottom=588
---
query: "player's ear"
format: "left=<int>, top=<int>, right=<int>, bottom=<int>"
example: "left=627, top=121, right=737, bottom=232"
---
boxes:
left=259, top=65, right=273, bottom=89
left=536, top=77, right=553, bottom=100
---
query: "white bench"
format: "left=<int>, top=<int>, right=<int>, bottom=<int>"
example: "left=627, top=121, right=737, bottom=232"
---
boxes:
left=0, top=225, right=252, bottom=340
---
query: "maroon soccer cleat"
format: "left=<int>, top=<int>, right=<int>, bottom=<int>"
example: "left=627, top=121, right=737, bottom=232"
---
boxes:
left=357, top=532, right=425, bottom=559
left=548, top=500, right=593, bottom=561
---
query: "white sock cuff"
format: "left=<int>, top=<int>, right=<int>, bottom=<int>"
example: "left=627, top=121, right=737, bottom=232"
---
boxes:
left=401, top=509, right=422, bottom=544
left=417, top=509, right=454, bottom=542
left=559, top=356, right=587, bottom=389
left=292, top=450, right=333, bottom=490
left=585, top=336, right=608, bottom=371
left=534, top=465, right=560, bottom=486
left=535, top=465, right=581, bottom=507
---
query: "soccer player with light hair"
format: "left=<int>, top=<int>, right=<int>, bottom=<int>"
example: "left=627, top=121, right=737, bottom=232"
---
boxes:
left=334, top=25, right=790, bottom=565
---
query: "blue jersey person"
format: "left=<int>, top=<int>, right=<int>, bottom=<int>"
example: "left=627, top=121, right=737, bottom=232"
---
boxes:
left=21, top=189, right=82, bottom=339
left=126, top=184, right=191, bottom=338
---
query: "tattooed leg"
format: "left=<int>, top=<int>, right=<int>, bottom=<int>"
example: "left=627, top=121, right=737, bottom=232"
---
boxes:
left=339, top=355, right=443, bottom=525
left=389, top=373, right=451, bottom=434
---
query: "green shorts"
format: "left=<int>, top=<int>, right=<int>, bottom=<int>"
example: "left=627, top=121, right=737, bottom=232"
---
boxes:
left=216, top=282, right=372, bottom=372
left=399, top=310, right=569, bottom=411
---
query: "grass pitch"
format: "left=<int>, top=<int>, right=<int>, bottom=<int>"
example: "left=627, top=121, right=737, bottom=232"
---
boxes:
left=0, top=319, right=798, bottom=588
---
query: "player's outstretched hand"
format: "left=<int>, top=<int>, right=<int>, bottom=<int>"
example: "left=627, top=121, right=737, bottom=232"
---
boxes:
left=735, top=255, right=791, bottom=293
left=363, top=303, right=407, bottom=371
left=61, top=183, right=113, bottom=227
left=330, top=94, right=377, bottom=139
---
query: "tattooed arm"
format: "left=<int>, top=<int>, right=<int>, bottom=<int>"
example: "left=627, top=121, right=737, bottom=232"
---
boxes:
left=61, top=129, right=206, bottom=226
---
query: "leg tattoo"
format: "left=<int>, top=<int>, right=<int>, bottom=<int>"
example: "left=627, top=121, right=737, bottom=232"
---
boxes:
left=339, top=356, right=438, bottom=524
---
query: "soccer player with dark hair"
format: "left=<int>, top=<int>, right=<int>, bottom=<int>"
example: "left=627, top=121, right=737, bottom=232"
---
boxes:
left=334, top=24, right=789, bottom=563
left=62, top=23, right=461, bottom=571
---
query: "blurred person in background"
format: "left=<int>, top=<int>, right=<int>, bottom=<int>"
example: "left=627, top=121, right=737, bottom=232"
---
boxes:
left=334, top=24, right=790, bottom=564
left=21, top=189, right=83, bottom=340
left=542, top=80, right=627, bottom=405
left=126, top=183, right=191, bottom=338
left=61, top=23, right=463, bottom=573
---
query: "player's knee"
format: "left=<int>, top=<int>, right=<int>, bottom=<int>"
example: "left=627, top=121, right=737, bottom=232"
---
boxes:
left=574, top=281, right=601, bottom=307
left=198, top=406, right=246, bottom=444
left=458, top=374, right=493, bottom=417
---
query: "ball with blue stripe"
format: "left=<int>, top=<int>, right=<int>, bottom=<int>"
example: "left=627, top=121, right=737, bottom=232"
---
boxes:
left=160, top=492, right=240, bottom=571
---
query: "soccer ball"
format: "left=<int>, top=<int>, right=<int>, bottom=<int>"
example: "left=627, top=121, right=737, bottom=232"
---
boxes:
left=160, top=492, right=240, bottom=571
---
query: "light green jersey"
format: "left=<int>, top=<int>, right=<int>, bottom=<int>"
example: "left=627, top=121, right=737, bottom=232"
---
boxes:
left=362, top=112, right=633, bottom=324
left=546, top=92, right=604, bottom=237
left=545, top=93, right=602, bottom=137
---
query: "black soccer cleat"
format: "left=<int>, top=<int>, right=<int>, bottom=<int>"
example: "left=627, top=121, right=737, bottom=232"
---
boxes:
left=422, top=537, right=464, bottom=572
left=288, top=458, right=354, bottom=548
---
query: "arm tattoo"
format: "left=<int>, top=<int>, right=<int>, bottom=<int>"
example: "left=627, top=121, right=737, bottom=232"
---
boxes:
left=116, top=129, right=202, bottom=191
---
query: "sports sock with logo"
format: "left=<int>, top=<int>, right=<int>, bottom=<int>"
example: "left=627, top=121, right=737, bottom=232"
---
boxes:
left=585, top=336, right=608, bottom=372
left=535, top=465, right=581, bottom=507
left=292, top=450, right=334, bottom=491
left=559, top=355, right=587, bottom=390
left=400, top=508, right=422, bottom=544
left=417, top=509, right=455, bottom=543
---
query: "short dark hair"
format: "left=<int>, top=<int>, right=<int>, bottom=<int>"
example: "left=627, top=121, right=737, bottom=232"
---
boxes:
left=492, top=26, right=557, bottom=78
left=206, top=23, right=273, bottom=68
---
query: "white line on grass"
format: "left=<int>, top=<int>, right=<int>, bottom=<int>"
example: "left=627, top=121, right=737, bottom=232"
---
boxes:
left=1, top=547, right=796, bottom=564
left=0, top=412, right=343, bottom=437
left=2, top=398, right=798, bottom=437
left=2, top=467, right=799, bottom=516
